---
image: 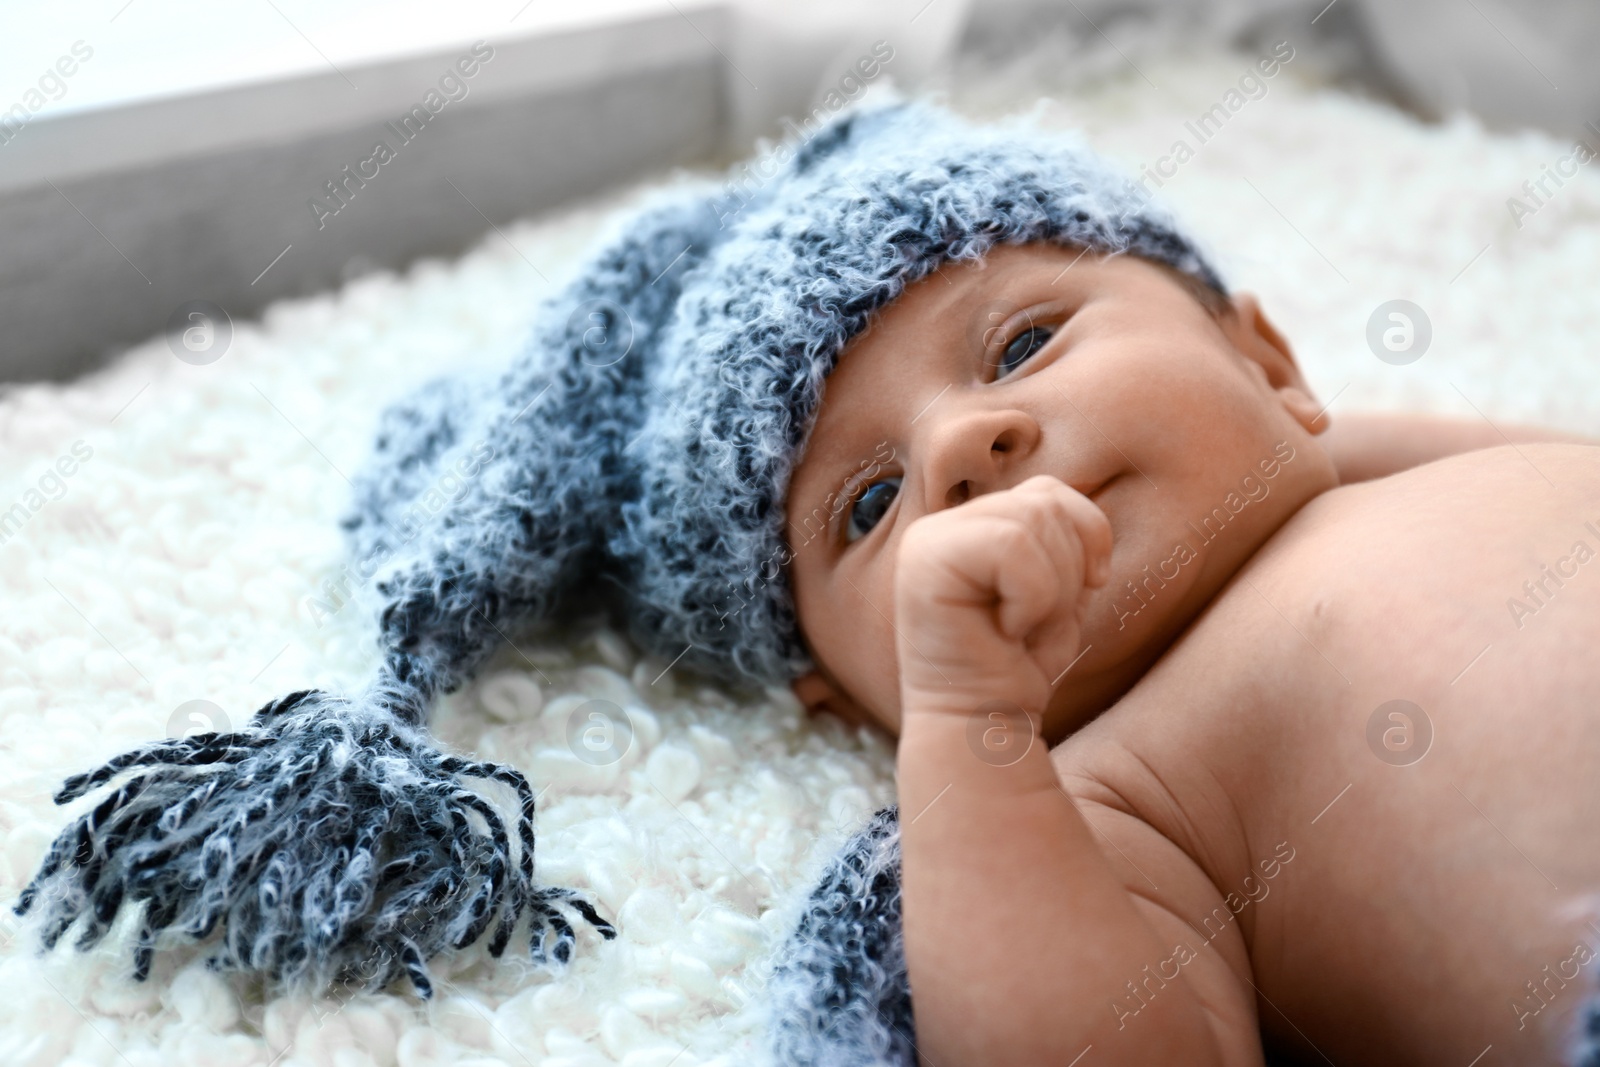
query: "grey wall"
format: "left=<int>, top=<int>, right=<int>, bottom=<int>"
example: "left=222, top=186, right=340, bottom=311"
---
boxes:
left=7, top=0, right=1597, bottom=384
left=0, top=9, right=726, bottom=383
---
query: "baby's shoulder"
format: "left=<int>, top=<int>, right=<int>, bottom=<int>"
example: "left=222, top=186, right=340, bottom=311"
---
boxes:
left=1058, top=443, right=1600, bottom=856
left=1233, top=442, right=1600, bottom=613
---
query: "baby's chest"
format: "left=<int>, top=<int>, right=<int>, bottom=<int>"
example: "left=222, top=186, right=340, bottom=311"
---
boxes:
left=1071, top=596, right=1600, bottom=1063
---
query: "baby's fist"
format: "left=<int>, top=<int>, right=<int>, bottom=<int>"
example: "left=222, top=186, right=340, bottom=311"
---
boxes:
left=892, top=475, right=1113, bottom=717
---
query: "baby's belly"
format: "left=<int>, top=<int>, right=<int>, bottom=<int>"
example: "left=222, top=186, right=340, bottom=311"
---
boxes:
left=1136, top=446, right=1600, bottom=1066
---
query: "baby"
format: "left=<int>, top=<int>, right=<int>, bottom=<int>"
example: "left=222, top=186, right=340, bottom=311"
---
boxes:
left=762, top=173, right=1600, bottom=1067
left=781, top=237, right=1600, bottom=1067
left=15, top=94, right=1594, bottom=1067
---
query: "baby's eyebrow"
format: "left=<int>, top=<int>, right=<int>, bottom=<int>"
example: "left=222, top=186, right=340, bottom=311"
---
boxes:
left=839, top=437, right=903, bottom=513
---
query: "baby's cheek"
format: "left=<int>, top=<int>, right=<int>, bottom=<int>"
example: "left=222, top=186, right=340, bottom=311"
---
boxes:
left=866, top=621, right=906, bottom=734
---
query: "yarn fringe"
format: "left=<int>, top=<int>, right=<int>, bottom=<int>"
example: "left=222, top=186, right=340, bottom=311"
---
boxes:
left=13, top=689, right=614, bottom=996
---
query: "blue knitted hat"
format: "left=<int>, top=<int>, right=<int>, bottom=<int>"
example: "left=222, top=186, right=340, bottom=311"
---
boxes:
left=615, top=98, right=1225, bottom=684
left=17, top=98, right=1223, bottom=996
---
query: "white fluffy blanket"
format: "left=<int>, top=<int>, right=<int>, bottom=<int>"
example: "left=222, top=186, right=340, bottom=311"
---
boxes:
left=3, top=43, right=1598, bottom=1067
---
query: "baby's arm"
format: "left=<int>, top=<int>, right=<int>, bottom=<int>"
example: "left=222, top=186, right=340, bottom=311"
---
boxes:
left=893, top=478, right=1263, bottom=1067
left=1318, top=411, right=1594, bottom=485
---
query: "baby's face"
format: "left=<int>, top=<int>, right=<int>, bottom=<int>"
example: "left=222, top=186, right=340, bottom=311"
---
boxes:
left=784, top=242, right=1339, bottom=742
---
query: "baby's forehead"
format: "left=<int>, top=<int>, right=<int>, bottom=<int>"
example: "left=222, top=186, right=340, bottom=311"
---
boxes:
left=839, top=243, right=1086, bottom=346
left=850, top=242, right=1224, bottom=349
left=786, top=242, right=1225, bottom=483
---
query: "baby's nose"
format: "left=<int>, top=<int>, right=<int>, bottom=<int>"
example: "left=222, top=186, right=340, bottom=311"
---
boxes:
left=918, top=406, right=1042, bottom=511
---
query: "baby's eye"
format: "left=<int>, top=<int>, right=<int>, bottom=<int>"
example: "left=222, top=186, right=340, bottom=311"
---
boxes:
left=846, top=477, right=901, bottom=542
left=998, top=325, right=1054, bottom=377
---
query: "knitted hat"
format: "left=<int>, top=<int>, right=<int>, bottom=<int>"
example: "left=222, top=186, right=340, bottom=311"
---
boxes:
left=16, top=98, right=1224, bottom=996
left=615, top=98, right=1225, bottom=683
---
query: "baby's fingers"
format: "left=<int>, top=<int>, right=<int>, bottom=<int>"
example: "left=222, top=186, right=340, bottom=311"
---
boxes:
left=903, top=512, right=1062, bottom=637
left=1013, top=475, right=1113, bottom=589
left=989, top=516, right=1065, bottom=640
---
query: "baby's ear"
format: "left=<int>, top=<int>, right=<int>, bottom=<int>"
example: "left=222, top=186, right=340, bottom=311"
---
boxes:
left=1219, top=292, right=1326, bottom=434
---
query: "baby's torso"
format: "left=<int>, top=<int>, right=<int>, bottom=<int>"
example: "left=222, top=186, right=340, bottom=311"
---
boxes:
left=1054, top=443, right=1600, bottom=1066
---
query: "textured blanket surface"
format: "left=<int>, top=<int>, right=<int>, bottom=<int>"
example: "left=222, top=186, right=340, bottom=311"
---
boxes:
left=3, top=37, right=1599, bottom=1067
